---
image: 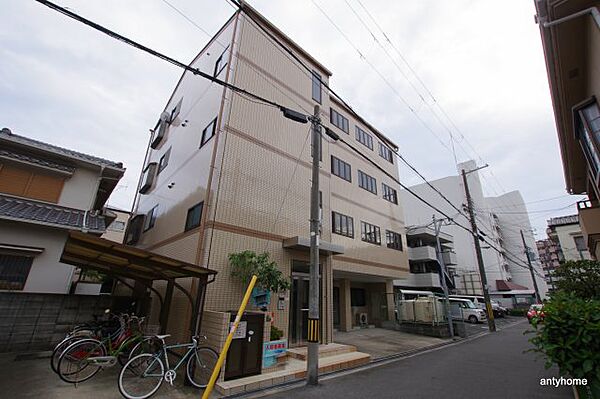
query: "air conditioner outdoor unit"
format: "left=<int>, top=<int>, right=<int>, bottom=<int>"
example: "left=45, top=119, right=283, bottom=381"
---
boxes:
left=357, top=313, right=368, bottom=326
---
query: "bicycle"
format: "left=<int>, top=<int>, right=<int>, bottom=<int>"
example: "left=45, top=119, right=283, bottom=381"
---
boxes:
left=56, top=315, right=151, bottom=384
left=118, top=334, right=219, bottom=399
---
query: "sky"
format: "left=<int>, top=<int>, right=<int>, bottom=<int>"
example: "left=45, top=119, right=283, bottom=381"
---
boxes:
left=0, top=0, right=585, bottom=239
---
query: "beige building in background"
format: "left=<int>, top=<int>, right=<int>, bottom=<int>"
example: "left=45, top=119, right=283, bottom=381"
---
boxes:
left=127, top=5, right=409, bottom=346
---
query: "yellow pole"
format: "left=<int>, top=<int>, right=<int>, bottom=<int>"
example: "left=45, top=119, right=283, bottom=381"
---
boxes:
left=202, top=275, right=257, bottom=399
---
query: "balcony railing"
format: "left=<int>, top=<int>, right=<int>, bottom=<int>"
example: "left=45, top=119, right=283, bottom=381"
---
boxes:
left=407, top=246, right=437, bottom=262
left=577, top=200, right=600, bottom=257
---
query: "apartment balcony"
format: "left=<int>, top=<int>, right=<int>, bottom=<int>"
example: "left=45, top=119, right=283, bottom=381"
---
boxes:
left=442, top=250, right=457, bottom=265
left=398, top=272, right=442, bottom=289
left=407, top=246, right=438, bottom=262
left=577, top=200, right=600, bottom=259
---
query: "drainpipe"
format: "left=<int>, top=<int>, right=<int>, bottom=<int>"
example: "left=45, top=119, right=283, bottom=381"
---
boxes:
left=540, top=6, right=600, bottom=30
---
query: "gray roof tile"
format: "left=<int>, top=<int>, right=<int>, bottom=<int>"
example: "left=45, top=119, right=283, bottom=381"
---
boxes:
left=0, top=128, right=124, bottom=170
left=0, top=194, right=107, bottom=232
left=0, top=149, right=75, bottom=173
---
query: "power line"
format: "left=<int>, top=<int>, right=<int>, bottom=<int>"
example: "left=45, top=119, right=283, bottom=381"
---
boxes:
left=37, top=0, right=539, bottom=279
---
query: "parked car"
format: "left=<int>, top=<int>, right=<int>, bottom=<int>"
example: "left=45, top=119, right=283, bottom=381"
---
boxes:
left=450, top=295, right=506, bottom=318
left=449, top=298, right=487, bottom=323
left=527, top=304, right=544, bottom=323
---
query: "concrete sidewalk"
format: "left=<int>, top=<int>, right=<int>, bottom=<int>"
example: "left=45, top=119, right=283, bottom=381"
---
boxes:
left=334, top=328, right=449, bottom=359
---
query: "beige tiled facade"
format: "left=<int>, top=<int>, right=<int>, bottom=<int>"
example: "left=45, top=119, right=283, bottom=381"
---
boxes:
left=130, top=6, right=409, bottom=363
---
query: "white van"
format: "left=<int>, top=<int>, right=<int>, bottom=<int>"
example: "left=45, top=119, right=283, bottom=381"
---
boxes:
left=450, top=295, right=506, bottom=317
left=448, top=298, right=487, bottom=323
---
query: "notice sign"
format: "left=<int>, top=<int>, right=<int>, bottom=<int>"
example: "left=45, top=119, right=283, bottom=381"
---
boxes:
left=262, top=339, right=287, bottom=368
left=229, top=321, right=247, bottom=339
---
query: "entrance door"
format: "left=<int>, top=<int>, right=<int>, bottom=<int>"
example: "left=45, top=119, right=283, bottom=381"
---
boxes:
left=289, top=261, right=321, bottom=347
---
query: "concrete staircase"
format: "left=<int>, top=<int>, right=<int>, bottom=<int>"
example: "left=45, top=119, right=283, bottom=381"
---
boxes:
left=216, top=343, right=371, bottom=396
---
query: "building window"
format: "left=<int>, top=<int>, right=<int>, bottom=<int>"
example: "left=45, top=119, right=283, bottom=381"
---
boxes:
left=0, top=254, right=33, bottom=291
left=355, top=126, right=373, bottom=150
left=350, top=288, right=366, bottom=307
left=574, top=236, right=587, bottom=252
left=386, top=230, right=403, bottom=251
left=379, top=142, right=394, bottom=163
left=330, top=108, right=349, bottom=133
left=170, top=98, right=183, bottom=124
left=576, top=101, right=600, bottom=178
left=358, top=170, right=377, bottom=194
left=200, top=117, right=218, bottom=148
left=150, top=116, right=169, bottom=149
left=143, top=205, right=159, bottom=232
left=312, top=71, right=322, bottom=104
left=382, top=183, right=398, bottom=204
left=361, top=221, right=381, bottom=245
left=331, top=156, right=352, bottom=182
left=214, top=46, right=229, bottom=77
left=332, top=211, right=354, bottom=238
left=139, top=162, right=157, bottom=194
left=185, top=202, right=203, bottom=231
left=158, top=147, right=171, bottom=174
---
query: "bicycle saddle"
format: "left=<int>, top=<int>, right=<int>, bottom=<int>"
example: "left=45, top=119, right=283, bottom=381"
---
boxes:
left=155, top=334, right=171, bottom=340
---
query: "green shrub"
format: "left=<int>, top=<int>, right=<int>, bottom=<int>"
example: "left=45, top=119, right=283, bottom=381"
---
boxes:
left=551, top=260, right=600, bottom=299
left=508, top=308, right=527, bottom=317
left=229, top=250, right=291, bottom=293
left=528, top=292, right=600, bottom=395
left=270, top=325, right=284, bottom=341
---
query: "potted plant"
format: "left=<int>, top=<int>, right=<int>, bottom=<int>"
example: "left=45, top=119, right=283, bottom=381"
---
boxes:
left=229, top=251, right=291, bottom=310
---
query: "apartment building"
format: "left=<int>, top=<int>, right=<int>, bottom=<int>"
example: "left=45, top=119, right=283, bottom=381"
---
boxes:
left=127, top=5, right=408, bottom=346
left=401, top=160, right=547, bottom=306
left=0, top=127, right=125, bottom=293
left=535, top=0, right=600, bottom=259
left=393, top=226, right=457, bottom=293
left=536, top=238, right=562, bottom=291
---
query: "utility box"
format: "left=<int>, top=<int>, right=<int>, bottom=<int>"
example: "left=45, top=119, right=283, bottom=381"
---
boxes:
left=224, top=311, right=265, bottom=381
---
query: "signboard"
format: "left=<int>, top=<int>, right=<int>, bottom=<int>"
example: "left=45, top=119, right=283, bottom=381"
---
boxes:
left=229, top=321, right=247, bottom=339
left=262, top=339, right=287, bottom=368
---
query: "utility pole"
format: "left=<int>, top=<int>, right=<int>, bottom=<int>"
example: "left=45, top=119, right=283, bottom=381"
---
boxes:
left=520, top=229, right=542, bottom=303
left=461, top=167, right=496, bottom=332
left=307, top=104, right=321, bottom=385
left=433, top=216, right=454, bottom=338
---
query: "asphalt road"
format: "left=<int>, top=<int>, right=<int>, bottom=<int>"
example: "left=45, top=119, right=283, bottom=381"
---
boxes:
left=264, top=320, right=572, bottom=399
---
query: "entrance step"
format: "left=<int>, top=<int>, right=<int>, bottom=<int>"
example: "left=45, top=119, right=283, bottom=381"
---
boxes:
left=287, top=343, right=356, bottom=361
left=215, top=350, right=371, bottom=396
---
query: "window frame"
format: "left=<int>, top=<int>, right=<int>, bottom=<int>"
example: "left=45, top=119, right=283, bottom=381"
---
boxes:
left=386, top=230, right=403, bottom=251
left=355, top=126, right=373, bottom=150
left=330, top=108, right=349, bottom=134
left=382, top=182, right=398, bottom=204
left=361, top=221, right=381, bottom=245
left=0, top=254, right=34, bottom=291
left=143, top=205, right=159, bottom=232
left=331, top=155, right=352, bottom=182
left=312, top=70, right=322, bottom=104
left=214, top=45, right=230, bottom=78
left=200, top=117, right=218, bottom=148
left=185, top=202, right=204, bottom=232
left=157, top=147, right=171, bottom=175
left=358, top=170, right=377, bottom=194
left=332, top=211, right=354, bottom=238
left=379, top=142, right=394, bottom=164
left=139, top=162, right=158, bottom=194
left=574, top=98, right=600, bottom=186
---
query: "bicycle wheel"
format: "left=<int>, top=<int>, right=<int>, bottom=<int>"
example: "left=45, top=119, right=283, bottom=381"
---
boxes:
left=186, top=347, right=219, bottom=388
left=51, top=335, right=88, bottom=374
left=57, top=338, right=106, bottom=383
left=119, top=353, right=164, bottom=399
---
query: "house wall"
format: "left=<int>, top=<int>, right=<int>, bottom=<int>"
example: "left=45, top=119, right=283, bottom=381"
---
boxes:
left=0, top=221, right=73, bottom=294
left=552, top=223, right=592, bottom=261
left=57, top=166, right=100, bottom=210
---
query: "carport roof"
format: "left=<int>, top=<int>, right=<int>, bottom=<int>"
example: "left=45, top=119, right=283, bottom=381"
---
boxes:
left=61, top=231, right=217, bottom=281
